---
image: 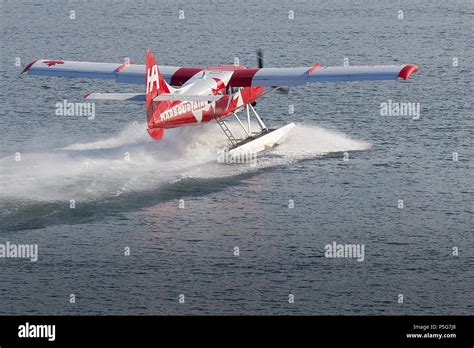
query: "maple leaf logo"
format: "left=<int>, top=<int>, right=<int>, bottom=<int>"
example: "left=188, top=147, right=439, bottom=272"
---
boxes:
left=43, top=60, right=64, bottom=67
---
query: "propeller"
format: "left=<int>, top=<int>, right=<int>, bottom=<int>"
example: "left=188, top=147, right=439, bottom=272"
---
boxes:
left=256, top=49, right=289, bottom=95
left=257, top=49, right=264, bottom=69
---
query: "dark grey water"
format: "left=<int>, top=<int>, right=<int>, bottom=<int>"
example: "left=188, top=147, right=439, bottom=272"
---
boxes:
left=0, top=0, right=472, bottom=315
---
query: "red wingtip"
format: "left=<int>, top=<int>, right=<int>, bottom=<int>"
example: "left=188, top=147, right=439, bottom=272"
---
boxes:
left=20, top=60, right=37, bottom=75
left=84, top=92, right=92, bottom=99
left=398, top=64, right=419, bottom=80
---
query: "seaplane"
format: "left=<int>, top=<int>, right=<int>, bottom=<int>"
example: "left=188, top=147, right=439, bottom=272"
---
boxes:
left=21, top=49, right=418, bottom=159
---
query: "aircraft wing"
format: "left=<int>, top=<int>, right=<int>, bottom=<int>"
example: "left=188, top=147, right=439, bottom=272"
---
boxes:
left=22, top=59, right=418, bottom=87
left=21, top=59, right=176, bottom=85
left=227, top=64, right=419, bottom=87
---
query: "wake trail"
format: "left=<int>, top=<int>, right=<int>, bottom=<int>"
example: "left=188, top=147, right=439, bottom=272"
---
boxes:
left=0, top=122, right=370, bottom=202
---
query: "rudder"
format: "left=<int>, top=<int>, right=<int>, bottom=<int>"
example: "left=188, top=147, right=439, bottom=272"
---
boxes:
left=146, top=49, right=173, bottom=141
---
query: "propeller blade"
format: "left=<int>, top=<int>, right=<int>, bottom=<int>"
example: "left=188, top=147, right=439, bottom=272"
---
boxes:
left=257, top=50, right=289, bottom=94
left=271, top=86, right=290, bottom=95
left=277, top=87, right=290, bottom=95
left=257, top=49, right=263, bottom=69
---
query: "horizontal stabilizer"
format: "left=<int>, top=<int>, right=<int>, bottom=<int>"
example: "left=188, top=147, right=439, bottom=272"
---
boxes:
left=153, top=94, right=222, bottom=102
left=84, top=92, right=145, bottom=102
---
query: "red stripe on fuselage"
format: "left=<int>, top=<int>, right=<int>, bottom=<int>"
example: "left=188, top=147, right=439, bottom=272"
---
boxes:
left=170, top=67, right=204, bottom=86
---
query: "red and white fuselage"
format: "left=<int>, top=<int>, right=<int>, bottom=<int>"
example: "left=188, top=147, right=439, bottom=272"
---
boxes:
left=145, top=50, right=264, bottom=141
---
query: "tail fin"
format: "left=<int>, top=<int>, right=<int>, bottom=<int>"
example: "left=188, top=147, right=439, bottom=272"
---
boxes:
left=146, top=49, right=173, bottom=141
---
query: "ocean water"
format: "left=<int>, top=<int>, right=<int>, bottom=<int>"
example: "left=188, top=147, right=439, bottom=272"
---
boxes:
left=0, top=0, right=472, bottom=315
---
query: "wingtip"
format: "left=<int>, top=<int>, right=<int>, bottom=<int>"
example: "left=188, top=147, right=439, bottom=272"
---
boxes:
left=398, top=64, right=419, bottom=80
left=20, top=60, right=37, bottom=75
left=83, top=92, right=92, bottom=99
